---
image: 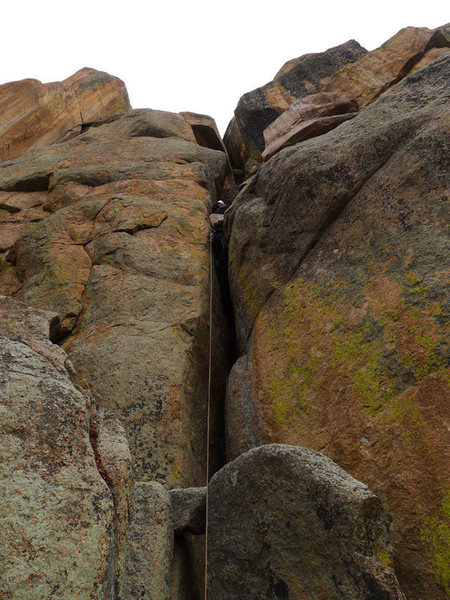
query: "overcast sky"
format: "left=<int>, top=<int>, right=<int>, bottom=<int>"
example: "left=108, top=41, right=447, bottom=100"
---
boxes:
left=2, top=1, right=448, bottom=133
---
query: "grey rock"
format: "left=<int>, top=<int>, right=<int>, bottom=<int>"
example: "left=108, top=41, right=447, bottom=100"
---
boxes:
left=170, top=487, right=206, bottom=535
left=0, top=296, right=114, bottom=599
left=225, top=354, right=263, bottom=460
left=208, top=444, right=405, bottom=600
left=123, top=482, right=173, bottom=600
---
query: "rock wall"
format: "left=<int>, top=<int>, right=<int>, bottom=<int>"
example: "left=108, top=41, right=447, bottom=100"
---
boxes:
left=0, top=28, right=448, bottom=600
left=225, top=47, right=449, bottom=599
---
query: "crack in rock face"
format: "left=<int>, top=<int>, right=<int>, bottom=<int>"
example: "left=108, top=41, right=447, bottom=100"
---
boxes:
left=0, top=26, right=448, bottom=600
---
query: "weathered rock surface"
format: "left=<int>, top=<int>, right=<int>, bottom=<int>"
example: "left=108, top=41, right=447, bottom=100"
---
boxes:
left=123, top=482, right=173, bottom=600
left=0, top=67, right=131, bottom=162
left=225, top=354, right=263, bottom=460
left=0, top=296, right=116, bottom=599
left=263, top=110, right=357, bottom=160
left=209, top=444, right=405, bottom=599
left=0, top=105, right=230, bottom=488
left=225, top=40, right=366, bottom=167
left=225, top=53, right=450, bottom=599
left=320, top=25, right=449, bottom=109
left=170, top=487, right=206, bottom=535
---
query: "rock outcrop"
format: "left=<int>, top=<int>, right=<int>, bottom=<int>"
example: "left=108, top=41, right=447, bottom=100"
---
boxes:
left=0, top=103, right=230, bottom=488
left=1, top=27, right=447, bottom=600
left=226, top=25, right=450, bottom=172
left=225, top=52, right=449, bottom=599
left=0, top=68, right=131, bottom=162
left=224, top=40, right=366, bottom=170
left=208, top=445, right=405, bottom=600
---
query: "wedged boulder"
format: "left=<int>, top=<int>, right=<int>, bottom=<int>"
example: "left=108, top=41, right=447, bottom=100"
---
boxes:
left=180, top=111, right=226, bottom=152
left=225, top=40, right=366, bottom=167
left=224, top=53, right=450, bottom=600
left=123, top=482, right=173, bottom=600
left=0, top=106, right=230, bottom=488
left=170, top=487, right=206, bottom=535
left=208, top=444, right=405, bottom=600
left=0, top=67, right=130, bottom=161
left=0, top=296, right=115, bottom=599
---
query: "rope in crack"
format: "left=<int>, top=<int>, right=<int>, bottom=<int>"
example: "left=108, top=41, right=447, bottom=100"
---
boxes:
left=204, top=224, right=213, bottom=600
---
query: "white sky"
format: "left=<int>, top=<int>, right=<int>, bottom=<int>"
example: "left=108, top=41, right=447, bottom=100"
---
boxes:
left=2, top=1, right=448, bottom=134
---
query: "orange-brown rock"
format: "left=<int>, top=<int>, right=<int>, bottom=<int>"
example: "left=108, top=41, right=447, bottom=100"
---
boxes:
left=320, top=25, right=449, bottom=109
left=0, top=67, right=131, bottom=162
left=262, top=96, right=357, bottom=160
left=0, top=106, right=230, bottom=490
left=225, top=54, right=450, bottom=599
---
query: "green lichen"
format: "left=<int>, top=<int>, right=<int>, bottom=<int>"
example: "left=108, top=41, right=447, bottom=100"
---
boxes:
left=421, top=492, right=450, bottom=593
left=331, top=319, right=398, bottom=415
left=377, top=549, right=392, bottom=567
left=270, top=360, right=316, bottom=424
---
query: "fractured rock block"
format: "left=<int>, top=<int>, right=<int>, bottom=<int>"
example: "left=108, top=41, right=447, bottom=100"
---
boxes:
left=170, top=487, right=206, bottom=535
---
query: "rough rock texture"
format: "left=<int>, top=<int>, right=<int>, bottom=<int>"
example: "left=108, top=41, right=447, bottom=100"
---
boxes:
left=224, top=40, right=366, bottom=167
left=0, top=68, right=131, bottom=162
left=122, top=482, right=173, bottom=600
left=225, top=354, right=263, bottom=460
left=170, top=487, right=206, bottom=535
left=225, top=53, right=450, bottom=599
left=0, top=296, right=115, bottom=599
left=92, top=407, right=133, bottom=599
left=0, top=106, right=230, bottom=488
left=209, top=444, right=405, bottom=600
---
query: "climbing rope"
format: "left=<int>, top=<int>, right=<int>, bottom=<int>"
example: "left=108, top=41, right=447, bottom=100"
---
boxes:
left=204, top=227, right=213, bottom=600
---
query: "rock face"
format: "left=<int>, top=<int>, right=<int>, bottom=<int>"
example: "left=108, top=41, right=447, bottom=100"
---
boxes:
left=0, top=296, right=118, bottom=599
left=123, top=482, right=173, bottom=600
left=225, top=53, right=449, bottom=599
left=0, top=27, right=447, bottom=600
left=0, top=68, right=131, bottom=162
left=0, top=105, right=230, bottom=488
left=224, top=40, right=366, bottom=168
left=208, top=444, right=405, bottom=600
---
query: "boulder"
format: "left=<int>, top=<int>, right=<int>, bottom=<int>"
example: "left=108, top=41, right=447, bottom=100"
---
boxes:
left=0, top=106, right=230, bottom=488
left=224, top=53, right=450, bottom=599
left=208, top=444, right=405, bottom=600
left=0, top=296, right=116, bottom=599
left=225, top=40, right=366, bottom=166
left=122, top=482, right=173, bottom=600
left=170, top=487, right=206, bottom=535
left=0, top=68, right=130, bottom=162
left=263, top=112, right=357, bottom=160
